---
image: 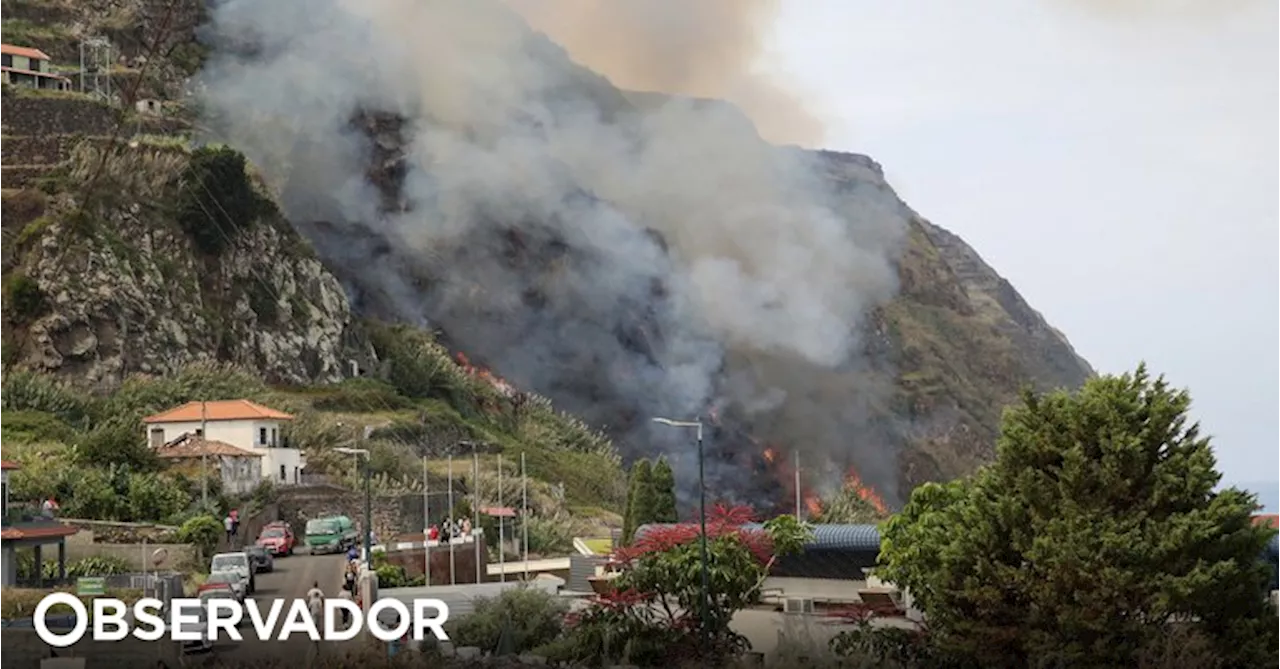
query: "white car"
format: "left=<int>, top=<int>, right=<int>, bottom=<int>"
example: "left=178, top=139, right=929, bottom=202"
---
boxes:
left=178, top=603, right=215, bottom=653
left=210, top=551, right=255, bottom=595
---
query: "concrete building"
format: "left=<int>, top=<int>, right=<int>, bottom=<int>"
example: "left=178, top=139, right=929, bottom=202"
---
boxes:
left=155, top=436, right=265, bottom=496
left=143, top=399, right=306, bottom=486
left=1, top=460, right=79, bottom=587
left=0, top=44, right=70, bottom=90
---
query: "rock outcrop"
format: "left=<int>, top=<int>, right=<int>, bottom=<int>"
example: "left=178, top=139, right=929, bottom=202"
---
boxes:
left=2, top=135, right=370, bottom=389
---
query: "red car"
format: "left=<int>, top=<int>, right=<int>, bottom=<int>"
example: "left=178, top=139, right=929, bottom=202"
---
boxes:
left=256, top=522, right=295, bottom=556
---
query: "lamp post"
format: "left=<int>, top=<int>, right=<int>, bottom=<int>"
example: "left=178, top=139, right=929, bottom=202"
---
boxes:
left=335, top=445, right=373, bottom=571
left=652, top=416, right=709, bottom=661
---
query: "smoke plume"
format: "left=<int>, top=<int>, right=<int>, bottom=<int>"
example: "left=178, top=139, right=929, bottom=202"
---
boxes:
left=197, top=0, right=909, bottom=505
left=503, top=0, right=827, bottom=147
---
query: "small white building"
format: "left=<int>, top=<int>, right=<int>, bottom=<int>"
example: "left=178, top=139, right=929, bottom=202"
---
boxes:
left=143, top=399, right=306, bottom=486
left=156, top=436, right=264, bottom=496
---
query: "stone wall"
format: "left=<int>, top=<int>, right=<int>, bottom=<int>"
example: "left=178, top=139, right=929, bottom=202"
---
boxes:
left=1, top=134, right=82, bottom=165
left=382, top=543, right=483, bottom=584
left=278, top=485, right=456, bottom=542
left=64, top=530, right=197, bottom=571
left=1, top=95, right=118, bottom=137
left=1, top=629, right=181, bottom=668
left=61, top=518, right=178, bottom=543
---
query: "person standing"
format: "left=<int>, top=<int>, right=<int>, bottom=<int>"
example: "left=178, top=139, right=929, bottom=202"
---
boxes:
left=224, top=514, right=235, bottom=544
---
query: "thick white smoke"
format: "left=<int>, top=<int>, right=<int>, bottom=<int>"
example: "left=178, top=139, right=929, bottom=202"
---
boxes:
left=197, top=0, right=909, bottom=501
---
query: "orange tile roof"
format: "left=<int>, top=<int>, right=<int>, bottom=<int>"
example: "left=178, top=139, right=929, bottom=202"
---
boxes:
left=1, top=523, right=79, bottom=541
left=157, top=437, right=264, bottom=459
left=1252, top=514, right=1278, bottom=529
left=1, top=460, right=20, bottom=470
left=143, top=399, right=294, bottom=424
left=1, top=44, right=52, bottom=61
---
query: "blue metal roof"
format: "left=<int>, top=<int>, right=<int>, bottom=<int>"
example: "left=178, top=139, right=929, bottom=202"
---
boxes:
left=634, top=523, right=882, bottom=553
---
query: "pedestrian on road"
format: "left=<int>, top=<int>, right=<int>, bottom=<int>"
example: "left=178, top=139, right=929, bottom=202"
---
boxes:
left=306, top=581, right=325, bottom=621
left=224, top=515, right=235, bottom=544
left=230, top=509, right=240, bottom=537
left=339, top=587, right=354, bottom=627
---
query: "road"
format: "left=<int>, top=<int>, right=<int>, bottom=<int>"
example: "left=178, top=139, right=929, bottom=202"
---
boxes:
left=185, top=551, right=357, bottom=665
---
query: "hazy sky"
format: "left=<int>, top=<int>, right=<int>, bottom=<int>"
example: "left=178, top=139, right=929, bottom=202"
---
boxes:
left=764, top=0, right=1277, bottom=488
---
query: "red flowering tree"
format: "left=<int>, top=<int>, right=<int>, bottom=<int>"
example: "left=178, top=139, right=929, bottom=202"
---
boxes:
left=556, top=505, right=811, bottom=665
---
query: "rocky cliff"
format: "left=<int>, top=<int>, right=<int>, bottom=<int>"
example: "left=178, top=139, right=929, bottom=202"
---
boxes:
left=1, top=93, right=370, bottom=388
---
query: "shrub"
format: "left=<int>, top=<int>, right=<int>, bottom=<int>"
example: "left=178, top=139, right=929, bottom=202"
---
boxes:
left=0, top=370, right=94, bottom=427
left=311, top=378, right=413, bottom=412
left=1, top=410, right=79, bottom=444
left=175, top=146, right=267, bottom=255
left=177, top=515, right=223, bottom=561
left=3, top=272, right=46, bottom=321
left=446, top=586, right=567, bottom=655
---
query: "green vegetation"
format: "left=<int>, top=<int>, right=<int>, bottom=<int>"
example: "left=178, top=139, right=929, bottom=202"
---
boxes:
left=443, top=586, right=568, bottom=656
left=3, top=272, right=46, bottom=320
left=621, top=457, right=677, bottom=543
left=2, top=323, right=627, bottom=527
left=176, top=515, right=223, bottom=560
left=868, top=365, right=1279, bottom=668
left=16, top=554, right=131, bottom=583
left=175, top=146, right=272, bottom=255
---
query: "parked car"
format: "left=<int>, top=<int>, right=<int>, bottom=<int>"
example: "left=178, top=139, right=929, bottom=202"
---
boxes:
left=256, top=523, right=295, bottom=557
left=199, top=571, right=245, bottom=602
left=199, top=588, right=248, bottom=626
left=245, top=544, right=274, bottom=573
left=179, top=604, right=214, bottom=653
left=210, top=552, right=255, bottom=595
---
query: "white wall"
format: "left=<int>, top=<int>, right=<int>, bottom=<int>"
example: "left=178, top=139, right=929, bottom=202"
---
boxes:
left=145, top=419, right=286, bottom=450
left=219, top=455, right=263, bottom=496
left=255, top=447, right=306, bottom=485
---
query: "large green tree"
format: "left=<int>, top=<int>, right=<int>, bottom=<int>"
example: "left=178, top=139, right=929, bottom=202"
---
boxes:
left=877, top=365, right=1278, bottom=668
left=650, top=457, right=678, bottom=523
left=622, top=459, right=654, bottom=543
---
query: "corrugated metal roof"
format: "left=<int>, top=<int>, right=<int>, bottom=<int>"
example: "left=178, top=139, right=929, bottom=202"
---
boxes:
left=635, top=523, right=882, bottom=553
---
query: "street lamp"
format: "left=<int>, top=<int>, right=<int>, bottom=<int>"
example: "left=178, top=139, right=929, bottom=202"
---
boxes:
left=652, top=416, right=710, bottom=661
left=335, top=446, right=373, bottom=571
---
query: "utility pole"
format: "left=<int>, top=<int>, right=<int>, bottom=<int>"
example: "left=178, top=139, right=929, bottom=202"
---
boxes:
left=498, top=453, right=505, bottom=582
left=472, top=442, right=481, bottom=584
left=200, top=401, right=208, bottom=510
left=448, top=454, right=456, bottom=586
left=521, top=452, right=529, bottom=581
left=794, top=450, right=802, bottom=520
left=423, top=454, right=430, bottom=586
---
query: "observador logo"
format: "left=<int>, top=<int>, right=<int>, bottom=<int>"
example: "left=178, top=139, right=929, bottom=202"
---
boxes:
left=33, top=593, right=451, bottom=646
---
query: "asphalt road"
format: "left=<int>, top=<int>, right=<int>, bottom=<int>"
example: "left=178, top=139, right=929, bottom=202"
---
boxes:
left=186, top=551, right=351, bottom=665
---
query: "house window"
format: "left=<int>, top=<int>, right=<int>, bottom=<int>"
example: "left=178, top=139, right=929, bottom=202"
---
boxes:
left=259, top=428, right=268, bottom=445
left=280, top=465, right=286, bottom=481
left=29, top=59, right=40, bottom=73
left=195, top=428, right=203, bottom=437
left=1, top=54, right=11, bottom=67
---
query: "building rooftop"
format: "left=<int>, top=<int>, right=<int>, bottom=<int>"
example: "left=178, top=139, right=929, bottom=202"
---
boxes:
left=1, top=460, right=20, bottom=470
left=157, top=437, right=264, bottom=459
left=636, top=523, right=882, bottom=553
left=0, top=44, right=52, bottom=61
left=143, top=399, right=294, bottom=424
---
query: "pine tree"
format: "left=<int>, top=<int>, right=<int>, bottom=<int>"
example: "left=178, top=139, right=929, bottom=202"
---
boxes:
left=650, top=457, right=678, bottom=523
left=622, top=459, right=653, bottom=543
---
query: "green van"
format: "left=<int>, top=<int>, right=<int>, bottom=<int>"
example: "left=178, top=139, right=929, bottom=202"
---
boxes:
left=304, top=515, right=357, bottom=554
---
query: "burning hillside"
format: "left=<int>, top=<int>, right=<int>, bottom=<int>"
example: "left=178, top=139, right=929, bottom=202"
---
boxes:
left=196, top=0, right=1094, bottom=513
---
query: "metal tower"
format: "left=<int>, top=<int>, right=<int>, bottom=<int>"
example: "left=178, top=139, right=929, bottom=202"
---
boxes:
left=79, top=37, right=113, bottom=102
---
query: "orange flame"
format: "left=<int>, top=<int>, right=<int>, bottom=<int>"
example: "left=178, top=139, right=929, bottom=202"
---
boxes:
left=804, top=495, right=823, bottom=517
left=455, top=352, right=515, bottom=396
left=844, top=466, right=889, bottom=516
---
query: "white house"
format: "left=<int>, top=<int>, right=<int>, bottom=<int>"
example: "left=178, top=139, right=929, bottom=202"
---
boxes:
left=143, top=399, right=306, bottom=486
left=156, top=437, right=264, bottom=496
